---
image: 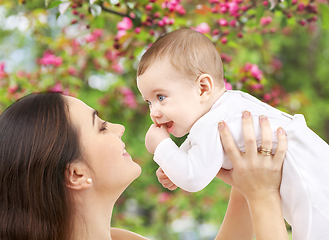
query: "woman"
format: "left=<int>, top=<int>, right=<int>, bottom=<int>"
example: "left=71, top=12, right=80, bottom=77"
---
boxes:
left=0, top=93, right=288, bottom=240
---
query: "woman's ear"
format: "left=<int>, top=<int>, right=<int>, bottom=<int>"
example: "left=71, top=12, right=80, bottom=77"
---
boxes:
left=196, top=74, right=214, bottom=102
left=66, top=161, right=93, bottom=190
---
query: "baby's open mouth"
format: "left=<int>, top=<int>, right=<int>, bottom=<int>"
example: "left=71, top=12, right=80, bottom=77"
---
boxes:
left=166, top=121, right=174, bottom=133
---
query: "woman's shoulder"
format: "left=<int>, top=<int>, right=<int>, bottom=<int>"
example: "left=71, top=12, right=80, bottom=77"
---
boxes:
left=111, top=228, right=151, bottom=240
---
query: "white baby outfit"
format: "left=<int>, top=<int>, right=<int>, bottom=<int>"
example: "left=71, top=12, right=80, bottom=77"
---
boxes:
left=154, top=90, right=329, bottom=240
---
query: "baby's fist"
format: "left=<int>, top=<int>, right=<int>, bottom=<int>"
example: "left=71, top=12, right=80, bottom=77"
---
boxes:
left=156, top=168, right=177, bottom=190
left=145, top=124, right=169, bottom=154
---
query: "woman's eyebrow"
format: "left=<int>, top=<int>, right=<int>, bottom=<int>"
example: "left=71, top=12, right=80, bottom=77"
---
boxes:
left=92, top=110, right=98, bottom=126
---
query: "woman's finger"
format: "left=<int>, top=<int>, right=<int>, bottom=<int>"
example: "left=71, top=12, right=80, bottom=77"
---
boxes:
left=242, top=111, right=257, bottom=156
left=259, top=115, right=273, bottom=151
left=219, top=121, right=241, bottom=164
left=273, top=127, right=287, bottom=166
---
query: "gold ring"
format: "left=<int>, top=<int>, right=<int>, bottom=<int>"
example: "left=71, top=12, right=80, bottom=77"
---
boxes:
left=258, top=148, right=272, bottom=156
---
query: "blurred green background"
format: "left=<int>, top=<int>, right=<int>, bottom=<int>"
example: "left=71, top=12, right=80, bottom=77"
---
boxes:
left=0, top=0, right=328, bottom=239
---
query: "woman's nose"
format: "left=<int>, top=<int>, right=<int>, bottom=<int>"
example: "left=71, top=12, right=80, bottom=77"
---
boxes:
left=110, top=123, right=125, bottom=138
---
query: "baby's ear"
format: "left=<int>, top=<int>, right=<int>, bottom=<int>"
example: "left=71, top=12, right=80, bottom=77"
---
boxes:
left=66, top=161, right=93, bottom=190
left=196, top=74, right=214, bottom=102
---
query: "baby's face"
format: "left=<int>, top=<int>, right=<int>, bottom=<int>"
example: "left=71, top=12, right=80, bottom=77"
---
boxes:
left=137, top=60, right=205, bottom=138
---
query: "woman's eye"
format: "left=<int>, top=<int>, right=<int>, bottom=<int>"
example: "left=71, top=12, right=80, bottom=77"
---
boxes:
left=157, top=95, right=166, bottom=101
left=100, top=121, right=108, bottom=132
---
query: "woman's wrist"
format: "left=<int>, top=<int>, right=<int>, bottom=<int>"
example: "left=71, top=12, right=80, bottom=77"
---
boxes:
left=247, top=192, right=289, bottom=240
left=245, top=189, right=280, bottom=206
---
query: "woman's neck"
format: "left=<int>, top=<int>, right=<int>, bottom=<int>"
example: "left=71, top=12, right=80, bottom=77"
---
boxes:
left=71, top=192, right=117, bottom=240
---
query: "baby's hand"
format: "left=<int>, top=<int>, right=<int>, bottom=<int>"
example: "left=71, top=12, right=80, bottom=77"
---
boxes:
left=145, top=124, right=170, bottom=154
left=156, top=167, right=177, bottom=190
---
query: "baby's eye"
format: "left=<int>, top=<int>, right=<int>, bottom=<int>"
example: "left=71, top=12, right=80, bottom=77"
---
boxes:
left=146, top=100, right=151, bottom=106
left=157, top=95, right=166, bottom=101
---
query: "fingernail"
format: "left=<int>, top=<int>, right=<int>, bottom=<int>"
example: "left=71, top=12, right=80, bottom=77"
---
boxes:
left=218, top=121, right=225, bottom=132
left=243, top=111, right=250, bottom=118
left=259, top=115, right=267, bottom=122
left=278, top=127, right=284, bottom=134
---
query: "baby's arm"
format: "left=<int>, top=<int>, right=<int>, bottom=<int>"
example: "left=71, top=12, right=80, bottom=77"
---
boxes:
left=153, top=125, right=225, bottom=192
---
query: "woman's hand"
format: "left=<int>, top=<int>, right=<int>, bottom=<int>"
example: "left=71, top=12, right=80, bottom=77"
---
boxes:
left=215, top=111, right=289, bottom=240
left=216, top=111, right=287, bottom=201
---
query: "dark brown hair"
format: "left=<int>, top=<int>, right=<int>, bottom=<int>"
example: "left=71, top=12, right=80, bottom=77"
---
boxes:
left=137, top=28, right=224, bottom=87
left=0, top=93, right=81, bottom=240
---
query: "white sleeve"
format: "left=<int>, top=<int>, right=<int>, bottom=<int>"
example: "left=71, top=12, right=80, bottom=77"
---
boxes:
left=153, top=122, right=226, bottom=192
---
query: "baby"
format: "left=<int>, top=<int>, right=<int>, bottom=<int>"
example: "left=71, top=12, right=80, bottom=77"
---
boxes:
left=136, top=28, right=329, bottom=240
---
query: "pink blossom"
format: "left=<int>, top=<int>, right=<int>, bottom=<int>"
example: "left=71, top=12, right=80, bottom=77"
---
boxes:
left=0, top=62, right=4, bottom=71
left=16, top=71, right=25, bottom=78
left=176, top=5, right=186, bottom=15
left=260, top=16, right=272, bottom=26
left=209, top=0, right=219, bottom=3
left=251, top=83, right=263, bottom=90
left=8, top=84, right=19, bottom=94
left=244, top=63, right=253, bottom=71
left=158, top=192, right=171, bottom=203
left=39, top=52, right=63, bottom=67
left=229, top=19, right=237, bottom=27
left=62, top=89, right=70, bottom=96
left=219, top=19, right=228, bottom=26
left=92, top=29, right=103, bottom=37
left=68, top=66, right=77, bottom=75
left=162, top=16, right=171, bottom=25
left=134, top=27, right=141, bottom=34
left=158, top=20, right=165, bottom=27
left=221, top=37, right=228, bottom=44
left=85, top=29, right=104, bottom=42
left=299, top=19, right=307, bottom=26
left=250, top=64, right=263, bottom=80
left=227, top=2, right=239, bottom=16
left=153, top=12, right=161, bottom=18
left=49, top=83, right=63, bottom=93
left=272, top=59, right=283, bottom=71
left=117, top=17, right=133, bottom=30
left=263, top=93, right=271, bottom=101
left=212, top=29, right=219, bottom=35
left=120, top=87, right=137, bottom=109
left=145, top=4, right=153, bottom=10
left=115, top=30, right=127, bottom=40
left=224, top=80, right=233, bottom=90
left=220, top=6, right=228, bottom=13
left=85, top=34, right=97, bottom=43
left=105, top=50, right=119, bottom=61
left=220, top=53, right=232, bottom=63
left=195, top=22, right=211, bottom=34
left=297, top=3, right=305, bottom=11
left=112, top=62, right=124, bottom=74
left=0, top=62, right=5, bottom=79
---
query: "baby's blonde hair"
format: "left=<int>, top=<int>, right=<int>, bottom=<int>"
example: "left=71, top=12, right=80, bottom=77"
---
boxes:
left=137, top=28, right=224, bottom=87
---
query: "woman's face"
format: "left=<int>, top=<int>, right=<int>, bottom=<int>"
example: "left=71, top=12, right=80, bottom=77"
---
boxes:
left=65, top=96, right=141, bottom=195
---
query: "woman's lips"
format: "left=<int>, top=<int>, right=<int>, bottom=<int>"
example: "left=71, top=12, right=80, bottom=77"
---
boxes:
left=166, top=121, right=174, bottom=133
left=123, top=149, right=130, bottom=156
